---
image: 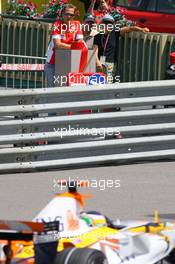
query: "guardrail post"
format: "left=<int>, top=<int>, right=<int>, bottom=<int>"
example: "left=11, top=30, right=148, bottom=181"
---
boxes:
left=158, top=34, right=168, bottom=80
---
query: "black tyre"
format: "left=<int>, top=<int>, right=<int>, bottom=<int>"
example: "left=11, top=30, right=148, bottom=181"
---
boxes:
left=166, top=249, right=175, bottom=263
left=54, top=247, right=108, bottom=264
left=54, top=248, right=75, bottom=264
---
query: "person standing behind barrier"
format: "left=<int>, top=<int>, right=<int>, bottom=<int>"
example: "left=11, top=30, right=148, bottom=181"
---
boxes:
left=86, top=0, right=111, bottom=24
left=83, top=15, right=98, bottom=49
left=44, top=4, right=83, bottom=87
left=93, top=14, right=149, bottom=83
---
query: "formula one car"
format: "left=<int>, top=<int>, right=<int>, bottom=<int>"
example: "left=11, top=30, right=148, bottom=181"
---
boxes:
left=0, top=219, right=60, bottom=264
left=1, top=180, right=175, bottom=264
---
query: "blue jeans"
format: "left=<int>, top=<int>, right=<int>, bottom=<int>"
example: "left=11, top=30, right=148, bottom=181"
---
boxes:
left=44, top=63, right=56, bottom=116
left=44, top=63, right=55, bottom=88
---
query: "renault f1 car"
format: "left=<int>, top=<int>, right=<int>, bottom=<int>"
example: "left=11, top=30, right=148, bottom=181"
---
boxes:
left=0, top=180, right=175, bottom=264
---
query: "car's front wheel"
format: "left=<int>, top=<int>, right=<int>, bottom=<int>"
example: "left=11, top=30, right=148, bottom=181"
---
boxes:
left=54, top=247, right=108, bottom=264
left=166, top=248, right=175, bottom=263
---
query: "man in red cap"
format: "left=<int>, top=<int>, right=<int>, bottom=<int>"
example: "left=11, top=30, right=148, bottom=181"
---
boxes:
left=44, top=4, right=84, bottom=87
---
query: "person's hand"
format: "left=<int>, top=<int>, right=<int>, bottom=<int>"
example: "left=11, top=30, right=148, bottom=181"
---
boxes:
left=96, top=65, right=103, bottom=72
left=142, top=27, right=150, bottom=33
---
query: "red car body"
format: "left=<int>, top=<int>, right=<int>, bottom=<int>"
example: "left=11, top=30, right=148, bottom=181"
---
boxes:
left=117, top=0, right=175, bottom=33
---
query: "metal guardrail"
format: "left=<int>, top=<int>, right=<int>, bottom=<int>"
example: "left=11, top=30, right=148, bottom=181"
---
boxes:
left=0, top=18, right=50, bottom=57
left=118, top=32, right=175, bottom=82
left=0, top=123, right=175, bottom=145
left=0, top=53, right=46, bottom=88
left=1, top=108, right=175, bottom=135
left=1, top=95, right=175, bottom=115
left=0, top=80, right=175, bottom=173
left=1, top=149, right=175, bottom=172
left=0, top=135, right=175, bottom=164
left=0, top=79, right=175, bottom=105
left=0, top=18, right=175, bottom=83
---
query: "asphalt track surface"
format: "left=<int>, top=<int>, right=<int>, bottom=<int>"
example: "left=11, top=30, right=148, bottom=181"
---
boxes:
left=0, top=161, right=175, bottom=223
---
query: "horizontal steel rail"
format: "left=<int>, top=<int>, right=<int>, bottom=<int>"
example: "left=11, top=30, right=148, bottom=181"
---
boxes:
left=0, top=80, right=175, bottom=106
left=0, top=54, right=46, bottom=60
left=1, top=108, right=175, bottom=135
left=0, top=149, right=175, bottom=173
left=1, top=95, right=175, bottom=115
left=0, top=134, right=175, bottom=164
left=0, top=122, right=175, bottom=145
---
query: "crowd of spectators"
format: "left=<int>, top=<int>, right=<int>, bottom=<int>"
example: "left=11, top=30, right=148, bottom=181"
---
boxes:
left=44, top=0, right=149, bottom=87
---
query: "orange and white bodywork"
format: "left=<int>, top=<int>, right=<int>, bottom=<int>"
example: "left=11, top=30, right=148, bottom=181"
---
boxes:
left=1, top=186, right=175, bottom=264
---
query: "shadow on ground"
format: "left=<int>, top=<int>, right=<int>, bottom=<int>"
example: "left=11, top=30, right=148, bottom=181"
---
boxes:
left=147, top=214, right=175, bottom=220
